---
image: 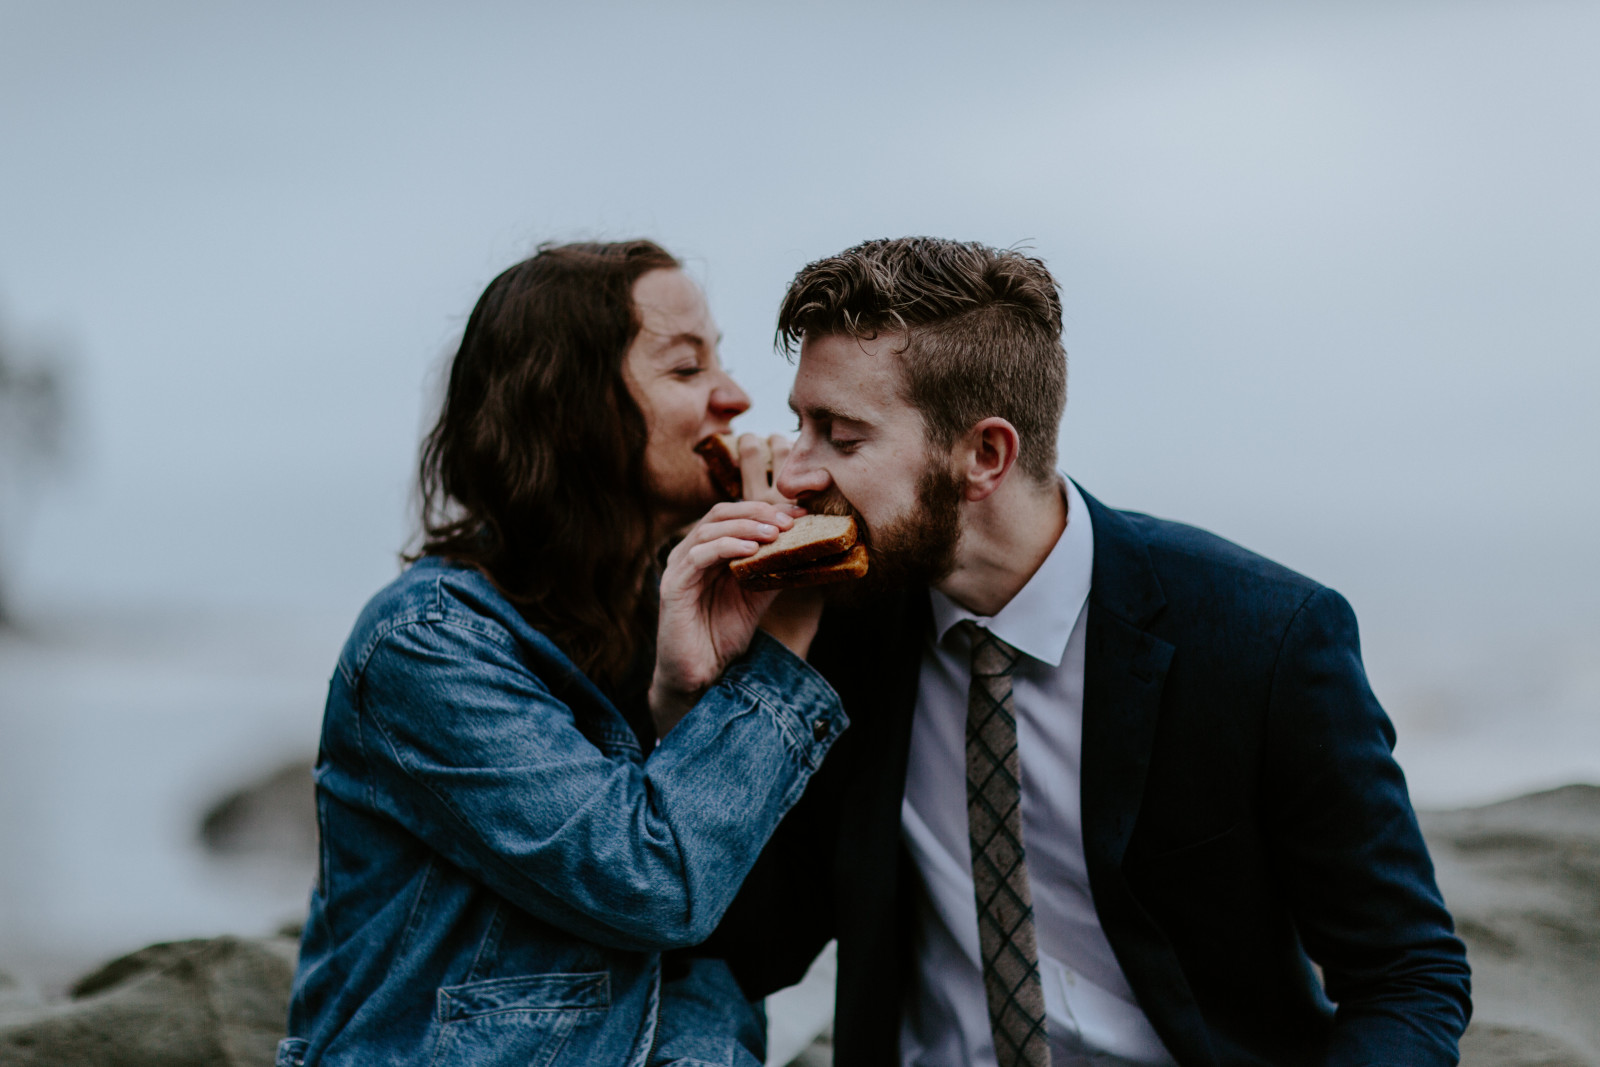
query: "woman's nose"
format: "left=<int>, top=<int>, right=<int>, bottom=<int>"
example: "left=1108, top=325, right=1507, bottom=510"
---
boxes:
left=710, top=373, right=750, bottom=418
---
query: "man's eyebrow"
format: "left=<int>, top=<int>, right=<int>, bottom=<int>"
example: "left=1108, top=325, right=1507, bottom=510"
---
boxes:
left=789, top=398, right=869, bottom=424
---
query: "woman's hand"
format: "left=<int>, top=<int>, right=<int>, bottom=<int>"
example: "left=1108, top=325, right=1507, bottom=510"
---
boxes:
left=758, top=588, right=825, bottom=662
left=650, top=500, right=802, bottom=736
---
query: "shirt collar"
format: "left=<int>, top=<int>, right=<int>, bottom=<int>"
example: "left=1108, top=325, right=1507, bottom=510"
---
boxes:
left=928, top=475, right=1095, bottom=668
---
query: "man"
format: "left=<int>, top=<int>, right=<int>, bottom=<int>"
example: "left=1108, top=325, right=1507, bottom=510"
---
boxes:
left=708, top=238, right=1470, bottom=1065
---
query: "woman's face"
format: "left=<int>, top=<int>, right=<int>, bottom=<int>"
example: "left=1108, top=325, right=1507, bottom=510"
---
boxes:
left=623, top=268, right=751, bottom=532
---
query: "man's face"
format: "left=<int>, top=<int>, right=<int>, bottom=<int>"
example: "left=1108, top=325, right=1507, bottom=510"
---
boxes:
left=777, top=331, right=964, bottom=590
left=623, top=268, right=751, bottom=532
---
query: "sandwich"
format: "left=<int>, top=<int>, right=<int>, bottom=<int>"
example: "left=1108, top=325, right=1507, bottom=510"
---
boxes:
left=693, top=432, right=869, bottom=591
left=728, top=514, right=868, bottom=591
left=693, top=432, right=771, bottom=502
left=693, top=433, right=744, bottom=501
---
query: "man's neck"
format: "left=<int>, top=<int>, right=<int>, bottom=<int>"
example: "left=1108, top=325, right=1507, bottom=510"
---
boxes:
left=934, top=473, right=1067, bottom=618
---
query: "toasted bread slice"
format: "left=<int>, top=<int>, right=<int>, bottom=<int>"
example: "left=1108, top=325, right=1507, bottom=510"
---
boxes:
left=729, top=514, right=858, bottom=580
left=738, top=543, right=869, bottom=591
left=694, top=433, right=742, bottom=501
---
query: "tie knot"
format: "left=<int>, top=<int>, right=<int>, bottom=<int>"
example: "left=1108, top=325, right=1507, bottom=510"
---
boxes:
left=958, top=620, right=1022, bottom=679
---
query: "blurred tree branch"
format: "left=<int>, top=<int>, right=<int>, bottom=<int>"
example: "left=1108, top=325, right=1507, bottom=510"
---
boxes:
left=0, top=318, right=69, bottom=625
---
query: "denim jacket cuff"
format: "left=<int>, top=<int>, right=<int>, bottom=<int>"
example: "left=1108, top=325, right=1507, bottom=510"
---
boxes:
left=718, top=630, right=847, bottom=769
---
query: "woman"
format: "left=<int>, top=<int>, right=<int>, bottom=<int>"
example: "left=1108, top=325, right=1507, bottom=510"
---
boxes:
left=278, top=241, right=840, bottom=1066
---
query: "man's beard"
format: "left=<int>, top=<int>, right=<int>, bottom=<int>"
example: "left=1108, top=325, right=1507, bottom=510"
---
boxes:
left=804, top=460, right=964, bottom=597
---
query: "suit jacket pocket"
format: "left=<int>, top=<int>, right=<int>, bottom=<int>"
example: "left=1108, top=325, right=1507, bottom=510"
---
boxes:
left=1129, top=820, right=1242, bottom=871
left=1124, top=820, right=1300, bottom=1000
left=431, top=972, right=610, bottom=1067
left=1124, top=821, right=1269, bottom=953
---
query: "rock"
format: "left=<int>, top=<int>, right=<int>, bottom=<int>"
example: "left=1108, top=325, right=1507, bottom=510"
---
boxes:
left=0, top=973, right=39, bottom=1017
left=0, top=936, right=296, bottom=1067
left=1421, top=784, right=1600, bottom=1064
left=1459, top=1023, right=1592, bottom=1067
left=199, top=762, right=316, bottom=864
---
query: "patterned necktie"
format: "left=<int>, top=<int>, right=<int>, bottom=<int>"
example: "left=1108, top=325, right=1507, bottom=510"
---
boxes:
left=960, top=620, right=1051, bottom=1067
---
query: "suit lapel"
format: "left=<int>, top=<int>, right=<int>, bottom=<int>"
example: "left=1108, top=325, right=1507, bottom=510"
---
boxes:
left=1078, top=488, right=1217, bottom=1067
left=1081, top=609, right=1173, bottom=868
left=1078, top=487, right=1172, bottom=871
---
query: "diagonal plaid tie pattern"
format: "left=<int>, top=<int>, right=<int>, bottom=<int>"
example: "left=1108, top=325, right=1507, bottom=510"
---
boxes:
left=960, top=620, right=1051, bottom=1067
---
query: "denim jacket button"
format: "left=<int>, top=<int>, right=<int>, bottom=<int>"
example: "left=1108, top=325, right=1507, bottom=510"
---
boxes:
left=812, top=718, right=829, bottom=742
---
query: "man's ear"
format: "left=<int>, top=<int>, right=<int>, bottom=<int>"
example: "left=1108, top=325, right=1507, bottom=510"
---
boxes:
left=958, top=417, right=1021, bottom=502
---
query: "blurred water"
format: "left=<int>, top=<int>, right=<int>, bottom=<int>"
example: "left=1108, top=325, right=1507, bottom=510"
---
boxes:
left=0, top=606, right=344, bottom=989
left=2, top=597, right=1595, bottom=994
left=1369, top=624, right=1600, bottom=808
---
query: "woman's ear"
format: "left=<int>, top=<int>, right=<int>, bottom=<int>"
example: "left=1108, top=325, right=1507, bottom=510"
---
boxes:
left=958, top=417, right=1021, bottom=502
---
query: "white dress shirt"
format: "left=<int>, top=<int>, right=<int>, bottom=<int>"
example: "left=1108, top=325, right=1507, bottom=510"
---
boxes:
left=898, top=477, right=1176, bottom=1067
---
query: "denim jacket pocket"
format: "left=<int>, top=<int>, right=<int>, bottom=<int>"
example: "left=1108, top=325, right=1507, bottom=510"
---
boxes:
left=431, top=972, right=610, bottom=1067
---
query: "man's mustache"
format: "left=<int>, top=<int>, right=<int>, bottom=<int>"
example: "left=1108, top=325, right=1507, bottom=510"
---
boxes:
left=797, top=490, right=872, bottom=548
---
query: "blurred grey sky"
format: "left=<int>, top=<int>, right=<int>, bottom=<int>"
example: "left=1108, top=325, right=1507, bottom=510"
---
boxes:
left=2, top=0, right=1596, bottom=639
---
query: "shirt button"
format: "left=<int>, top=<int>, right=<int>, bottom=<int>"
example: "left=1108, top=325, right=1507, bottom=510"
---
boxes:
left=812, top=719, right=829, bottom=742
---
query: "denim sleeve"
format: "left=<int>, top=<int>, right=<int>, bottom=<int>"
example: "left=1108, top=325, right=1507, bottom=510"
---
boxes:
left=1263, top=587, right=1472, bottom=1065
left=356, top=621, right=845, bottom=952
left=647, top=955, right=765, bottom=1066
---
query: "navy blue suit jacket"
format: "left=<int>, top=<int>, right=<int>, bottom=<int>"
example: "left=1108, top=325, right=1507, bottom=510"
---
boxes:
left=710, top=487, right=1471, bottom=1066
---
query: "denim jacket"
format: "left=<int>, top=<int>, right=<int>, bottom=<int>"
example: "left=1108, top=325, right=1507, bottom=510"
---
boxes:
left=279, top=556, right=846, bottom=1066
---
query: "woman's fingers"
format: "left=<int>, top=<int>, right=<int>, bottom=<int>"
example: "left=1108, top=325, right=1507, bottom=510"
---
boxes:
left=672, top=506, right=791, bottom=563
left=662, top=496, right=807, bottom=592
left=667, top=521, right=779, bottom=584
left=683, top=517, right=784, bottom=553
left=695, top=499, right=794, bottom=527
left=683, top=535, right=764, bottom=571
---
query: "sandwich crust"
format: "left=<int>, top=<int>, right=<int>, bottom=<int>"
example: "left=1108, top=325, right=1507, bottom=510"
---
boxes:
left=737, top=543, right=869, bottom=591
left=728, top=515, right=858, bottom=580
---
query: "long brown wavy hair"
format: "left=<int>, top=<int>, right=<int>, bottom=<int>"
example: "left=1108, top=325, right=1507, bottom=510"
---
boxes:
left=415, top=240, right=679, bottom=686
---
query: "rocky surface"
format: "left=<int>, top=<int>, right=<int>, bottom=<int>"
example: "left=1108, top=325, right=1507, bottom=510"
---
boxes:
left=1425, top=784, right=1600, bottom=1065
left=1459, top=1024, right=1594, bottom=1067
left=0, top=937, right=296, bottom=1067
left=0, top=782, right=1595, bottom=1065
left=200, top=762, right=318, bottom=866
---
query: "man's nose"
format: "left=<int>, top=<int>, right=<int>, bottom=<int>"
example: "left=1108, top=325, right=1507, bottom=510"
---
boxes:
left=775, top=443, right=830, bottom=501
left=710, top=373, right=750, bottom=419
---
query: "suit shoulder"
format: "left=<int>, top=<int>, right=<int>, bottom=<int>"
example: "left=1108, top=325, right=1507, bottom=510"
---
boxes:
left=1112, top=508, right=1327, bottom=623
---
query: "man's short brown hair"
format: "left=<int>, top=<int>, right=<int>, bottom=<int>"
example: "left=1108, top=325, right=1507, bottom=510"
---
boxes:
left=777, top=237, right=1067, bottom=482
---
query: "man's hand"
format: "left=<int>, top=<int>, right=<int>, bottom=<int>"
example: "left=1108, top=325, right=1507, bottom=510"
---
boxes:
left=738, top=432, right=792, bottom=506
left=736, top=434, right=825, bottom=662
left=650, top=500, right=802, bottom=737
